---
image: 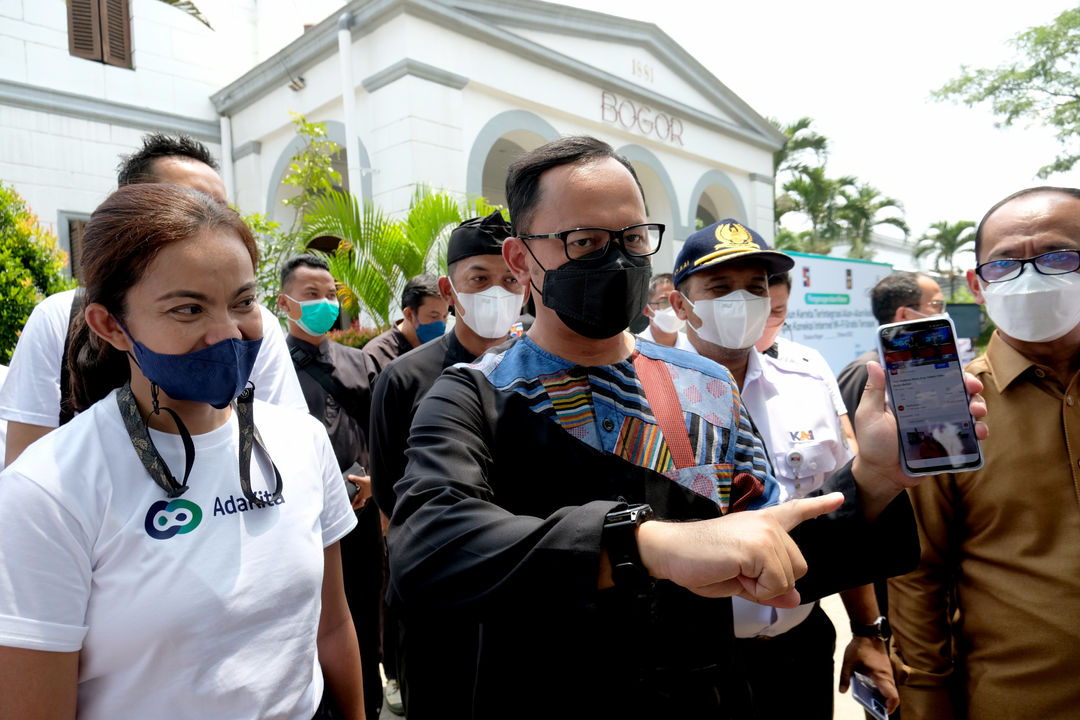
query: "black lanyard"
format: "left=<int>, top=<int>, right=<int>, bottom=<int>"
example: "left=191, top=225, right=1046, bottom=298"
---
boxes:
left=117, top=382, right=283, bottom=507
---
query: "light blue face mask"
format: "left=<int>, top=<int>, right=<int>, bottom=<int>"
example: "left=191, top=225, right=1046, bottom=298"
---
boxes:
left=285, top=295, right=340, bottom=336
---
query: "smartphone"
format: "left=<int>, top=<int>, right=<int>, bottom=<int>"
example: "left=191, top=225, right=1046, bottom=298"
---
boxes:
left=851, top=671, right=889, bottom=719
left=343, top=462, right=366, bottom=501
left=877, top=317, right=983, bottom=476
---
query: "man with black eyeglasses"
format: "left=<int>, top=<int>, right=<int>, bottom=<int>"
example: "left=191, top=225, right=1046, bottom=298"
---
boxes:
left=382, top=136, right=986, bottom=719
left=888, top=186, right=1080, bottom=720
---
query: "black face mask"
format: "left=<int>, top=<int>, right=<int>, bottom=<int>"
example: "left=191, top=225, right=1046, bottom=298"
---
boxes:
left=529, top=246, right=652, bottom=340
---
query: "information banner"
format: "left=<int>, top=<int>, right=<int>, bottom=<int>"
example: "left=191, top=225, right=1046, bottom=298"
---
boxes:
left=781, top=252, right=893, bottom=376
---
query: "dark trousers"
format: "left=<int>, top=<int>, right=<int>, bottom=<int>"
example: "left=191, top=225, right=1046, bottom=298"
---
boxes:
left=734, top=603, right=837, bottom=720
left=339, top=504, right=385, bottom=719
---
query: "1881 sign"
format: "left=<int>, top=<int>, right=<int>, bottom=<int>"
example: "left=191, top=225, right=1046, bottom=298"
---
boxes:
left=600, top=90, right=684, bottom=146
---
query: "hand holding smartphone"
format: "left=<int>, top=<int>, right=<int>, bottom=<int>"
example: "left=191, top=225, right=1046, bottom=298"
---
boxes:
left=877, top=317, right=983, bottom=476
left=851, top=671, right=889, bottom=719
left=343, top=462, right=366, bottom=502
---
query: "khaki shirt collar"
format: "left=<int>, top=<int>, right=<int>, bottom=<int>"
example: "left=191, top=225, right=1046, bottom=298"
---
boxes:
left=983, top=330, right=1039, bottom=394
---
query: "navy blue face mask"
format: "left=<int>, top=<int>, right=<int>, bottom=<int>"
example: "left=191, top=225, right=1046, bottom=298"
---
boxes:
left=121, top=323, right=263, bottom=409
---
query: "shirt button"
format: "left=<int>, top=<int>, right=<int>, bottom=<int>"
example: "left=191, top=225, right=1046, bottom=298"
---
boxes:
left=602, top=418, right=615, bottom=432
left=1068, top=395, right=1075, bottom=407
left=1035, top=368, right=1046, bottom=378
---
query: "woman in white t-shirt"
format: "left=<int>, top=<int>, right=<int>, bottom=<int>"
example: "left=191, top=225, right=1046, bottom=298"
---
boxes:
left=0, top=184, right=365, bottom=719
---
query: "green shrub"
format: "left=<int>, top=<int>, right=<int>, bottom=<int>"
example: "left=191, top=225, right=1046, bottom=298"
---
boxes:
left=0, top=183, right=75, bottom=363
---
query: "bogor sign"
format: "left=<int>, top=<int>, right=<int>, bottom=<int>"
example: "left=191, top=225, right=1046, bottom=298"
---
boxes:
left=600, top=90, right=684, bottom=146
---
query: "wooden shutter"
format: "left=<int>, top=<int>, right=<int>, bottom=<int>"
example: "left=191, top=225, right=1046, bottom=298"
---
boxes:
left=67, top=0, right=102, bottom=61
left=100, top=0, right=132, bottom=69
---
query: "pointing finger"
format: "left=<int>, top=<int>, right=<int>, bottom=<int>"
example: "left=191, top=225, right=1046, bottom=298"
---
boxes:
left=765, top=492, right=844, bottom=533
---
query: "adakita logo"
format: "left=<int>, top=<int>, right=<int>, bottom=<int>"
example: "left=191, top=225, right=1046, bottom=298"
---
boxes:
left=144, top=498, right=203, bottom=539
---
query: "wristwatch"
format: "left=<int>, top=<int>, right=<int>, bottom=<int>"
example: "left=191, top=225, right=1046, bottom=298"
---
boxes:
left=851, top=615, right=891, bottom=641
left=602, top=503, right=654, bottom=591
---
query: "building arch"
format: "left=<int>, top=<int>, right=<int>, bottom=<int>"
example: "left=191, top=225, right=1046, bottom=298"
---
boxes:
left=264, top=120, right=373, bottom=220
left=466, top=110, right=560, bottom=207
left=689, top=169, right=747, bottom=229
left=616, top=143, right=682, bottom=273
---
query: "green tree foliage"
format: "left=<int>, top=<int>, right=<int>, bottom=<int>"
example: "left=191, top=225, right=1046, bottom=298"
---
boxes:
left=837, top=183, right=909, bottom=259
left=0, top=183, right=76, bottom=363
left=246, top=112, right=343, bottom=309
left=914, top=220, right=977, bottom=300
left=771, top=116, right=829, bottom=176
left=302, top=187, right=502, bottom=329
left=155, top=1, right=212, bottom=29
left=935, top=7, right=1080, bottom=178
left=776, top=166, right=857, bottom=254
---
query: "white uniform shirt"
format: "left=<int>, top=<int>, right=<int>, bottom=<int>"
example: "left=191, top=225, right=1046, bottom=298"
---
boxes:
left=637, top=324, right=696, bottom=353
left=0, top=394, right=355, bottom=720
left=732, top=350, right=854, bottom=637
left=772, top=336, right=847, bottom=420
left=0, top=289, right=307, bottom=428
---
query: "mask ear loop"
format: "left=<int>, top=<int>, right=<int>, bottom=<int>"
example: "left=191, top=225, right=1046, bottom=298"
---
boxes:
left=116, top=382, right=195, bottom=498
left=517, top=238, right=548, bottom=298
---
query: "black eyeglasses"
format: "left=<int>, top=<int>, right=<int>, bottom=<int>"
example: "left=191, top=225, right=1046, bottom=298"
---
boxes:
left=518, top=223, right=664, bottom=261
left=976, top=249, right=1080, bottom=283
left=907, top=300, right=947, bottom=313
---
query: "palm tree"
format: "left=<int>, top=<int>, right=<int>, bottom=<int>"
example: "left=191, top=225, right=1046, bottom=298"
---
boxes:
left=913, top=220, right=976, bottom=299
left=301, top=187, right=502, bottom=328
left=771, top=117, right=829, bottom=176
left=837, top=183, right=910, bottom=259
left=156, top=1, right=212, bottom=29
left=776, top=166, right=856, bottom=254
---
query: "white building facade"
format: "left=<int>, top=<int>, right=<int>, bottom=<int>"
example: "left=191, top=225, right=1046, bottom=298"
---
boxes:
left=2, top=0, right=785, bottom=277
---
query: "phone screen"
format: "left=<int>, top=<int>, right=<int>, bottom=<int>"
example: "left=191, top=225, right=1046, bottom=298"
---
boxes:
left=878, top=317, right=983, bottom=476
left=851, top=672, right=889, bottom=719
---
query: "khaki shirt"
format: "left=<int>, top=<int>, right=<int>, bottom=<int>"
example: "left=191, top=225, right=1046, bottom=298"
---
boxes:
left=888, top=331, right=1080, bottom=719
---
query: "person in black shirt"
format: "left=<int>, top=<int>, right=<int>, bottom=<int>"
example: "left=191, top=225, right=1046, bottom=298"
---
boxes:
left=369, top=212, right=526, bottom=718
left=278, top=254, right=382, bottom=719
left=363, top=275, right=449, bottom=376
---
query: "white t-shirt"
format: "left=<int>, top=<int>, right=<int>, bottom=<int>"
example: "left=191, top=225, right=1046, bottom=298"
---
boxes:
left=773, top=336, right=847, bottom=418
left=733, top=350, right=853, bottom=638
left=0, top=364, right=8, bottom=472
left=0, top=289, right=307, bottom=428
left=0, top=393, right=356, bottom=720
left=636, top=324, right=696, bottom=353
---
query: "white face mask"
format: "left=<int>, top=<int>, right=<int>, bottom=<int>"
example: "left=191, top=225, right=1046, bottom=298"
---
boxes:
left=651, top=306, right=685, bottom=334
left=450, top=280, right=524, bottom=339
left=981, top=270, right=1080, bottom=343
left=682, top=289, right=771, bottom=350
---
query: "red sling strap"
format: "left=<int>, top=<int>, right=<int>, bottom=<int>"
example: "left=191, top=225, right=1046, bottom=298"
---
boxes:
left=631, top=350, right=696, bottom=470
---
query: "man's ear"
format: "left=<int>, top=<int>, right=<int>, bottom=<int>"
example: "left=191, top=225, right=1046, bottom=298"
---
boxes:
left=643, top=304, right=655, bottom=319
left=437, top=276, right=455, bottom=306
left=402, top=306, right=415, bottom=327
left=966, top=269, right=985, bottom=305
left=84, top=303, right=132, bottom=353
left=277, top=294, right=293, bottom=317
left=670, top=289, right=690, bottom=322
left=503, top=238, right=533, bottom=289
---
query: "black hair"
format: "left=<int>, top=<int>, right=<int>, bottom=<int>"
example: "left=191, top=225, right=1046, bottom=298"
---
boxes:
left=648, top=272, right=674, bottom=296
left=117, top=133, right=219, bottom=186
left=768, top=271, right=792, bottom=291
left=870, top=272, right=924, bottom=325
left=401, top=273, right=441, bottom=313
left=505, top=136, right=646, bottom=236
left=280, top=253, right=331, bottom=288
left=975, top=186, right=1080, bottom=260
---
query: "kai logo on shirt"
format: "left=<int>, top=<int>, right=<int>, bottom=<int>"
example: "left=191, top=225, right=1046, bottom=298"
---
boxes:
left=144, top=498, right=203, bottom=539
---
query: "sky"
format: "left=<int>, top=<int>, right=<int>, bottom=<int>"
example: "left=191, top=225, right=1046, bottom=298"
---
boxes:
left=554, top=0, right=1080, bottom=255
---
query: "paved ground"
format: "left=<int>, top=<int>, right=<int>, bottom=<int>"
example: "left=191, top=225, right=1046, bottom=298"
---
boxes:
left=376, top=594, right=874, bottom=718
left=823, top=593, right=872, bottom=720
